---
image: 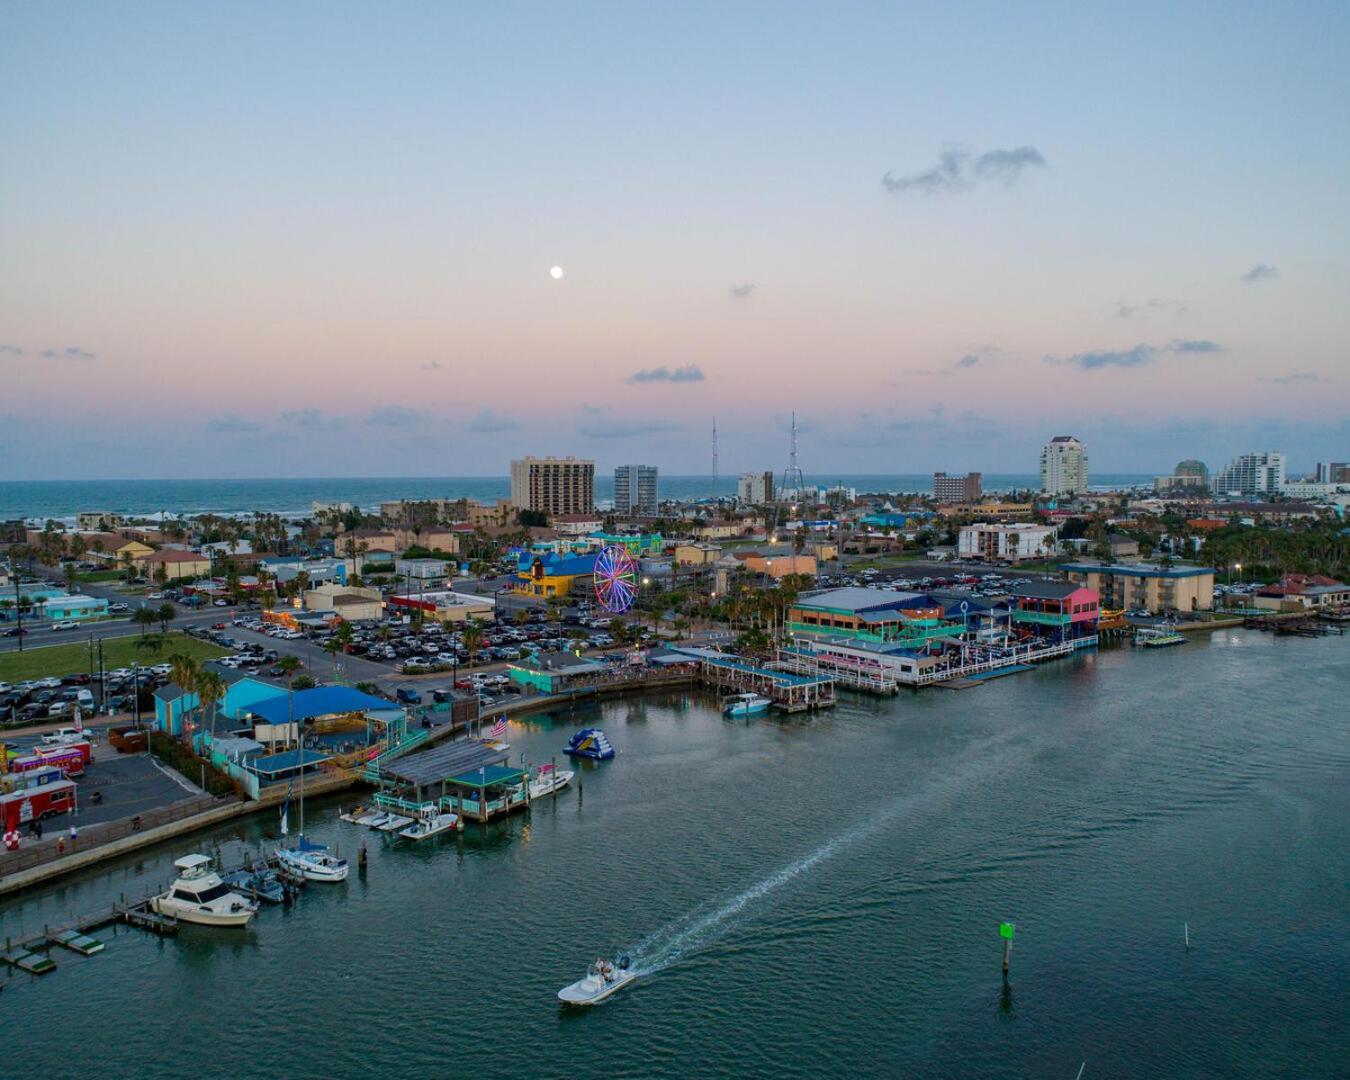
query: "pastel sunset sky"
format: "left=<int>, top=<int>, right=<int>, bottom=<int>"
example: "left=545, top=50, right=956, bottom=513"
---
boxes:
left=3, top=1, right=1347, bottom=480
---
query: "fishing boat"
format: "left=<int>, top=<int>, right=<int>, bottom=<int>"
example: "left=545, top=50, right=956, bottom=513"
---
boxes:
left=1134, top=624, right=1186, bottom=648
left=152, top=854, right=258, bottom=927
left=527, top=763, right=574, bottom=798
left=564, top=728, right=615, bottom=760
left=558, top=955, right=636, bottom=1005
left=273, top=701, right=349, bottom=883
left=398, top=808, right=458, bottom=841
left=723, top=691, right=772, bottom=717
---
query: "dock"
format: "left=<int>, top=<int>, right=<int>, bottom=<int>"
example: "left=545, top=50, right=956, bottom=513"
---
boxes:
left=673, top=648, right=836, bottom=712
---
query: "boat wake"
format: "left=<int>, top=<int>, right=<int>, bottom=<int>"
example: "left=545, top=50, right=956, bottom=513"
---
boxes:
left=628, top=789, right=935, bottom=976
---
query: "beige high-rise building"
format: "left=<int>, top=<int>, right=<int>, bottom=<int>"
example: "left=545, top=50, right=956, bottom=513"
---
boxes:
left=1040, top=436, right=1088, bottom=496
left=510, top=456, right=595, bottom=515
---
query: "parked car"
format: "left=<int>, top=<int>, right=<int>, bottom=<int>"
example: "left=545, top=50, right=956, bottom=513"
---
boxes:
left=395, top=687, right=422, bottom=705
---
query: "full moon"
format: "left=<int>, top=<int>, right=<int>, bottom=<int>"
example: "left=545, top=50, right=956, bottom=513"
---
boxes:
left=549, top=265, right=564, bottom=280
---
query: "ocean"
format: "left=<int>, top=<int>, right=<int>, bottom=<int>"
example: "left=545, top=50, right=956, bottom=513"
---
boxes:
left=0, top=474, right=1154, bottom=522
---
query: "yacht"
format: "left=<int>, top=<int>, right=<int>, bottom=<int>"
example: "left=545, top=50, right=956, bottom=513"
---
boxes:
left=152, top=854, right=258, bottom=927
left=564, top=728, right=615, bottom=760
left=723, top=691, right=772, bottom=717
left=528, top=763, right=574, bottom=798
left=558, top=956, right=636, bottom=1005
left=276, top=839, right=349, bottom=882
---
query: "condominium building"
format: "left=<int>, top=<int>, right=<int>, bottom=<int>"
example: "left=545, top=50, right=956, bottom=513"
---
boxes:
left=957, top=522, right=1058, bottom=563
left=932, top=471, right=982, bottom=504
left=1040, top=436, right=1088, bottom=496
left=1314, top=462, right=1350, bottom=484
left=737, top=471, right=775, bottom=504
left=1211, top=451, right=1285, bottom=497
left=1064, top=562, right=1215, bottom=613
left=614, top=464, right=658, bottom=516
left=509, top=457, right=595, bottom=516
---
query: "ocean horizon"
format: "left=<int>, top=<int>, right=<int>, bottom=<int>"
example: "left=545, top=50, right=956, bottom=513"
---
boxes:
left=0, top=473, right=1157, bottom=522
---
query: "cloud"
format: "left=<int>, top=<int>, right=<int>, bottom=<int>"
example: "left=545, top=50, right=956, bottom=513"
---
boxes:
left=1267, top=372, right=1319, bottom=385
left=0, top=345, right=23, bottom=357
left=62, top=347, right=97, bottom=362
left=206, top=414, right=263, bottom=434
left=419, top=361, right=443, bottom=371
left=29, top=345, right=98, bottom=362
left=1115, top=298, right=1187, bottom=319
left=1242, top=263, right=1278, bottom=283
left=729, top=283, right=756, bottom=299
left=279, top=408, right=339, bottom=429
left=1166, top=339, right=1222, bottom=353
left=883, top=145, right=1046, bottom=195
left=577, top=404, right=682, bottom=439
left=955, top=353, right=982, bottom=369
left=628, top=364, right=706, bottom=384
left=1048, top=338, right=1223, bottom=370
left=365, top=404, right=423, bottom=426
left=466, top=408, right=519, bottom=433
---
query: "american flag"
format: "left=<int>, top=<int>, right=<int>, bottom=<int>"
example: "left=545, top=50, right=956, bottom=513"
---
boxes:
left=489, top=717, right=507, bottom=741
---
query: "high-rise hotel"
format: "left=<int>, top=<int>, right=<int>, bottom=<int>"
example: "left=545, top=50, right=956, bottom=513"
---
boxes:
left=510, top=456, right=595, bottom=515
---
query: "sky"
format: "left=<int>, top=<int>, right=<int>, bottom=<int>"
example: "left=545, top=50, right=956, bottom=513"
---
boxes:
left=3, top=1, right=1348, bottom=480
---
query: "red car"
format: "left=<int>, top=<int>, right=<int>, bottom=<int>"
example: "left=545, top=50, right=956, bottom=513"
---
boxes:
left=212, top=622, right=227, bottom=630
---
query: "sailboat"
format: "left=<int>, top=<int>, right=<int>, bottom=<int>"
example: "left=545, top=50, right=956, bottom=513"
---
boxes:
left=273, top=692, right=349, bottom=883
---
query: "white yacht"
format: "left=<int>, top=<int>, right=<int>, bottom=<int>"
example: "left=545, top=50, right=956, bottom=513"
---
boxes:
left=152, top=854, right=258, bottom=927
left=558, top=956, right=637, bottom=1005
left=528, top=763, right=574, bottom=799
left=398, top=808, right=458, bottom=841
left=275, top=841, right=350, bottom=883
left=723, top=692, right=772, bottom=718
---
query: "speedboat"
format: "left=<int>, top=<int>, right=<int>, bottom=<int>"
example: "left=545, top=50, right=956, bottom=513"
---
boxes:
left=528, top=763, right=574, bottom=798
left=564, top=728, right=614, bottom=760
left=723, top=692, right=772, bottom=718
left=558, top=956, right=636, bottom=1005
left=275, top=837, right=350, bottom=883
left=152, top=853, right=258, bottom=927
left=222, top=866, right=288, bottom=904
left=398, top=809, right=458, bottom=841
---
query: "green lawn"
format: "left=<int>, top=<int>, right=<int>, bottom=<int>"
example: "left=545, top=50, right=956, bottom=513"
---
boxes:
left=75, top=570, right=126, bottom=583
left=0, top=632, right=228, bottom=682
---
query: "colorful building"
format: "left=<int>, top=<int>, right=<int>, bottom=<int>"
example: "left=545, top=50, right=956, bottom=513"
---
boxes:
left=39, top=594, right=109, bottom=622
left=788, top=587, right=964, bottom=647
left=513, top=551, right=598, bottom=598
left=1008, top=582, right=1100, bottom=642
left=1063, top=563, right=1214, bottom=614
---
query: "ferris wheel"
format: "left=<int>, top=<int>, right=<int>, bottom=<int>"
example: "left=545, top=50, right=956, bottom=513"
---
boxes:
left=593, top=544, right=639, bottom=614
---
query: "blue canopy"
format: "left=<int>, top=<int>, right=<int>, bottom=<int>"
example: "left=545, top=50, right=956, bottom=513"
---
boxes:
left=247, top=686, right=393, bottom=725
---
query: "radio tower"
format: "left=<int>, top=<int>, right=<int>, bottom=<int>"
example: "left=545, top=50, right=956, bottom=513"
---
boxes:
left=711, top=416, right=719, bottom=503
left=780, top=411, right=805, bottom=495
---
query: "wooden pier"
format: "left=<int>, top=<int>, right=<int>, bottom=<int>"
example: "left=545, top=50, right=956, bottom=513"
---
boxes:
left=691, top=652, right=836, bottom=712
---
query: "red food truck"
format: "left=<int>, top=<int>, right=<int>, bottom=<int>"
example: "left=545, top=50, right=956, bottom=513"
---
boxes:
left=1, top=777, right=78, bottom=830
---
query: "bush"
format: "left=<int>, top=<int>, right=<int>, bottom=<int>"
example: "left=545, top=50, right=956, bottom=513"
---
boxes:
left=292, top=675, right=316, bottom=690
left=150, top=732, right=237, bottom=798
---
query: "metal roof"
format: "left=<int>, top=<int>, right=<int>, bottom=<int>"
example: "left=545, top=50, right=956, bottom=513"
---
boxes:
left=446, top=764, right=528, bottom=788
left=378, top=740, right=509, bottom=787
left=246, top=686, right=394, bottom=725
left=795, top=587, right=929, bottom=614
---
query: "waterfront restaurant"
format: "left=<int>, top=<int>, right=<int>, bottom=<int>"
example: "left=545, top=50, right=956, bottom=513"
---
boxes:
left=508, top=651, right=606, bottom=693
left=787, top=587, right=965, bottom=648
left=1008, top=582, right=1100, bottom=643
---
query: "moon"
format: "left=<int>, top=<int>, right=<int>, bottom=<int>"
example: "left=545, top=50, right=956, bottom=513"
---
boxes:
left=550, top=265, right=564, bottom=280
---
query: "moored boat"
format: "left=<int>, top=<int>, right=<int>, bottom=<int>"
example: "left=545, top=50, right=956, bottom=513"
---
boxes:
left=152, top=854, right=258, bottom=927
left=398, top=808, right=458, bottom=841
left=527, top=763, right=574, bottom=799
left=723, top=691, right=772, bottom=717
left=1134, top=624, right=1186, bottom=648
left=276, top=838, right=349, bottom=883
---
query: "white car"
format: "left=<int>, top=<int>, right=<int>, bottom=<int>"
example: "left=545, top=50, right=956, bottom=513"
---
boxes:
left=151, top=663, right=173, bottom=676
left=108, top=668, right=133, bottom=680
left=50, top=620, right=78, bottom=631
left=0, top=681, right=10, bottom=695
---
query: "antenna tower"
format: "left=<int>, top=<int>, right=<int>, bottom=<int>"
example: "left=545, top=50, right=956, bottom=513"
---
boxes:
left=711, top=416, right=719, bottom=501
left=780, top=411, right=805, bottom=494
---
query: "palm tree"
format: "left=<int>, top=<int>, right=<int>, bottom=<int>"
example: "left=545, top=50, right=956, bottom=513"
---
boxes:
left=196, top=669, right=225, bottom=747
left=62, top=562, right=78, bottom=593
left=276, top=656, right=301, bottom=750
left=168, top=653, right=201, bottom=743
left=462, top=619, right=484, bottom=667
left=157, top=601, right=176, bottom=634
left=133, top=606, right=159, bottom=639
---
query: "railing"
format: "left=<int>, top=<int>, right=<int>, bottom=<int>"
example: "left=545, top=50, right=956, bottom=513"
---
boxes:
left=0, top=794, right=224, bottom=878
left=1013, top=610, right=1072, bottom=626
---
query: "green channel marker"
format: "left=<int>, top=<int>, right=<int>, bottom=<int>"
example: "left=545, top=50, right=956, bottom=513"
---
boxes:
left=999, top=922, right=1015, bottom=940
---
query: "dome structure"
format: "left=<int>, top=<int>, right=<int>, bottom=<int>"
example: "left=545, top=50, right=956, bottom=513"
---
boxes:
left=1174, top=459, right=1208, bottom=479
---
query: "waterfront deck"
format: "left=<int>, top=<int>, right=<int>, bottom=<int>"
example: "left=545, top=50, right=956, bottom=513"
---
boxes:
left=672, top=648, right=836, bottom=712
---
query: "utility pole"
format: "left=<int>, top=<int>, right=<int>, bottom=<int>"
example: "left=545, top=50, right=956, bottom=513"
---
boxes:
left=14, top=572, right=24, bottom=653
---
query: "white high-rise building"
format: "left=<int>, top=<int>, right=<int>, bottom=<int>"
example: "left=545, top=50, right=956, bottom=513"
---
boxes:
left=737, top=471, right=774, bottom=504
left=1040, top=436, right=1089, bottom=496
left=1211, top=451, right=1286, bottom=496
left=613, top=465, right=658, bottom=516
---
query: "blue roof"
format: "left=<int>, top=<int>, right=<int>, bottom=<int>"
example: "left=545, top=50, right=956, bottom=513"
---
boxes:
left=249, top=748, right=330, bottom=777
left=246, top=686, right=394, bottom=725
left=447, top=764, right=528, bottom=787
left=516, top=551, right=599, bottom=576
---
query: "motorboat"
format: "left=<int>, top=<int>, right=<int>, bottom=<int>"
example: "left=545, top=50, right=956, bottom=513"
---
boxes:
left=152, top=854, right=258, bottom=927
left=723, top=692, right=772, bottom=718
left=398, top=809, right=458, bottom=841
left=361, top=811, right=393, bottom=829
left=558, top=955, right=636, bottom=1005
left=275, top=838, right=350, bottom=883
left=1134, top=624, right=1186, bottom=648
left=528, top=763, right=574, bottom=799
left=564, top=728, right=614, bottom=760
left=339, top=805, right=373, bottom=824
left=376, top=814, right=415, bottom=833
left=222, top=866, right=288, bottom=904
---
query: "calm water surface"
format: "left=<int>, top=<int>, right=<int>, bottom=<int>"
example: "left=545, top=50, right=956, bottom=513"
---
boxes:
left=2, top=629, right=1346, bottom=1079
